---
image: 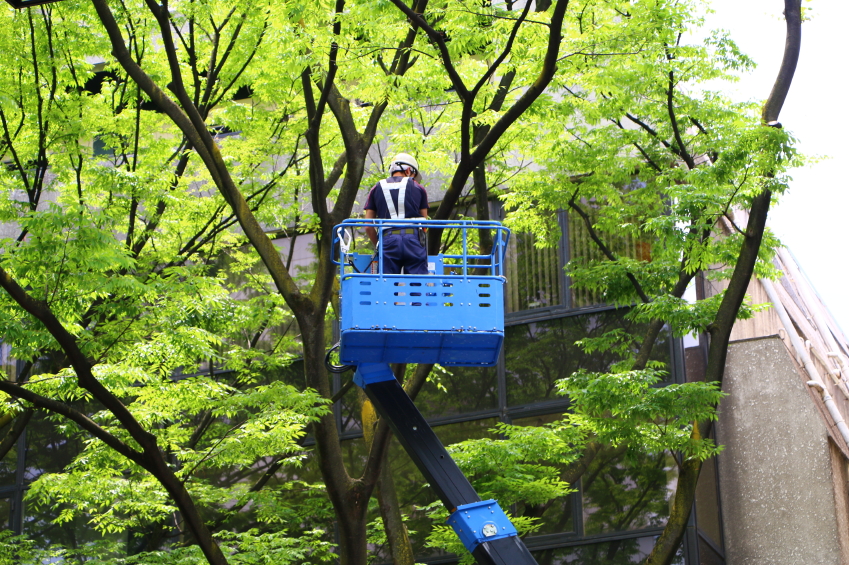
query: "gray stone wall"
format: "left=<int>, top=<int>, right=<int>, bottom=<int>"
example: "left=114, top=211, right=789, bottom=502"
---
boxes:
left=717, top=336, right=845, bottom=564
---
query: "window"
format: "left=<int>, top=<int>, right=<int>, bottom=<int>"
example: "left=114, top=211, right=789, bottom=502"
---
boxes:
left=0, top=212, right=719, bottom=564
left=0, top=497, right=10, bottom=530
left=365, top=418, right=501, bottom=563
left=504, top=207, right=654, bottom=316
left=581, top=450, right=678, bottom=535
left=531, top=536, right=685, bottom=565
left=0, top=436, right=15, bottom=486
left=415, top=364, right=499, bottom=419
left=0, top=341, right=15, bottom=381
left=22, top=411, right=85, bottom=483
left=504, top=310, right=672, bottom=408
left=22, top=498, right=126, bottom=555
left=505, top=229, right=566, bottom=313
left=327, top=307, right=694, bottom=565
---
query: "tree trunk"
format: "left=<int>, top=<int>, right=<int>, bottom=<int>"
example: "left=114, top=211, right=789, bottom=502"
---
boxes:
left=644, top=3, right=801, bottom=562
left=376, top=459, right=415, bottom=565
left=0, top=408, right=33, bottom=461
left=300, top=311, right=362, bottom=565
left=473, top=162, right=494, bottom=263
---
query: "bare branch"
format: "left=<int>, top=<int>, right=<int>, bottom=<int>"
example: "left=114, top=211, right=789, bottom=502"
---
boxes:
left=387, top=0, right=470, bottom=100
left=91, top=0, right=308, bottom=312
left=430, top=0, right=571, bottom=230
left=666, top=70, right=695, bottom=169
left=470, top=0, right=531, bottom=98
left=0, top=408, right=32, bottom=461
left=567, top=194, right=651, bottom=304
left=762, top=0, right=802, bottom=123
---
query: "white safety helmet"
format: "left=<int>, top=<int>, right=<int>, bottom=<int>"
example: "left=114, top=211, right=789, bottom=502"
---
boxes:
left=389, top=153, right=421, bottom=180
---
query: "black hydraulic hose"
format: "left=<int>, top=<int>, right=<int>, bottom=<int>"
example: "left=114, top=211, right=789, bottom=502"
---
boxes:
left=325, top=343, right=355, bottom=374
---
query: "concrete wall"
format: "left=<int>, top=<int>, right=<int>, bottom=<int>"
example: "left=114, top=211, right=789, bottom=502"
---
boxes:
left=717, top=336, right=847, bottom=564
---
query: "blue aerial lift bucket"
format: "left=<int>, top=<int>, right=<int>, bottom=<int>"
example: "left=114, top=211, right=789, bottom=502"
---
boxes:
left=333, top=219, right=510, bottom=367
left=332, top=219, right=539, bottom=565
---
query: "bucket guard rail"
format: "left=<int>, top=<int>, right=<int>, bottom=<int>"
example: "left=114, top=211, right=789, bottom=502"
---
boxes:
left=333, top=218, right=510, bottom=278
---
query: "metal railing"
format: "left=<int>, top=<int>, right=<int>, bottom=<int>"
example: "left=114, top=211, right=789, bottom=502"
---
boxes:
left=333, top=219, right=511, bottom=279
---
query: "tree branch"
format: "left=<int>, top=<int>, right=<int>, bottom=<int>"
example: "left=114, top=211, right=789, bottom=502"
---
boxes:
left=666, top=70, right=695, bottom=169
left=0, top=408, right=32, bottom=461
left=387, top=0, right=470, bottom=100
left=0, top=383, right=143, bottom=464
left=90, top=0, right=308, bottom=313
left=762, top=0, right=802, bottom=124
left=470, top=1, right=531, bottom=98
left=567, top=194, right=651, bottom=303
left=430, top=0, right=571, bottom=231
left=0, top=261, right=229, bottom=565
left=646, top=4, right=801, bottom=563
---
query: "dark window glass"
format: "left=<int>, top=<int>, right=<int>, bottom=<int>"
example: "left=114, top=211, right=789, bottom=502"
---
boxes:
left=188, top=447, right=334, bottom=556
left=0, top=438, right=16, bottom=486
left=92, top=136, right=114, bottom=157
left=582, top=449, right=678, bottom=536
left=695, top=451, right=723, bottom=549
left=510, top=413, right=565, bottom=427
left=415, top=365, right=499, bottom=419
left=432, top=418, right=498, bottom=447
left=684, top=342, right=707, bottom=382
left=511, top=415, right=576, bottom=536
left=382, top=433, right=441, bottom=561
left=266, top=359, right=304, bottom=388
left=522, top=491, right=576, bottom=537
left=505, top=231, right=564, bottom=313
left=339, top=378, right=363, bottom=434
left=23, top=499, right=125, bottom=554
left=199, top=453, right=290, bottom=489
left=23, top=412, right=85, bottom=483
left=342, top=364, right=499, bottom=431
left=698, top=533, right=725, bottom=565
left=247, top=448, right=335, bottom=546
left=0, top=497, right=10, bottom=530
left=505, top=311, right=671, bottom=407
left=532, top=536, right=684, bottom=565
left=341, top=437, right=369, bottom=479
left=185, top=451, right=335, bottom=556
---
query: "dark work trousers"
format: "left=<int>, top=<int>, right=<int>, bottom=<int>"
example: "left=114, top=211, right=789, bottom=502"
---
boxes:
left=380, top=231, right=428, bottom=274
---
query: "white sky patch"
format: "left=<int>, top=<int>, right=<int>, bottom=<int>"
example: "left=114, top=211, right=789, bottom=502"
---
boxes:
left=690, top=0, right=849, bottom=331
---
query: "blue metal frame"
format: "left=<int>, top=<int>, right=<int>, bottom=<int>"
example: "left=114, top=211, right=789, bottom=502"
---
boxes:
left=334, top=220, right=511, bottom=367
left=333, top=219, right=510, bottom=277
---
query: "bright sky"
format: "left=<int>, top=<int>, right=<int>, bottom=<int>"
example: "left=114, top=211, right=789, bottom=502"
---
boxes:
left=699, top=0, right=849, bottom=331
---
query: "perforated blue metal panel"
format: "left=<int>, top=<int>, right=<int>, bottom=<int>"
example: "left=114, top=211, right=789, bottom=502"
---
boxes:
left=339, top=273, right=505, bottom=366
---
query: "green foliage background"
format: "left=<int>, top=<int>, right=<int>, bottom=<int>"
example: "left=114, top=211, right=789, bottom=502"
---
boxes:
left=0, top=0, right=799, bottom=563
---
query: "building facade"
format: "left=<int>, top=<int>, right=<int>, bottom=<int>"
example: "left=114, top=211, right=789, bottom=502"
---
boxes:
left=2, top=206, right=849, bottom=565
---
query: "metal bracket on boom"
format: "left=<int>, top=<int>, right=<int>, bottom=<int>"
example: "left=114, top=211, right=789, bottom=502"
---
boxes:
left=448, top=500, right=518, bottom=552
left=353, top=362, right=397, bottom=388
